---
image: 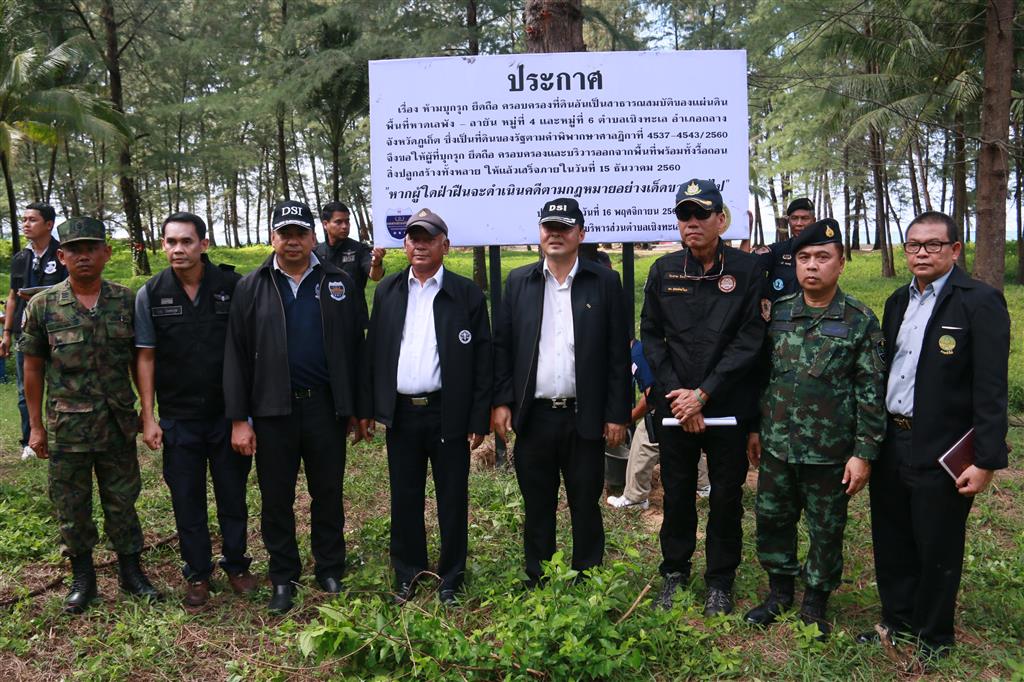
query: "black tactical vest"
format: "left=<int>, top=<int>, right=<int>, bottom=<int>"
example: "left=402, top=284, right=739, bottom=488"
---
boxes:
left=145, top=257, right=240, bottom=419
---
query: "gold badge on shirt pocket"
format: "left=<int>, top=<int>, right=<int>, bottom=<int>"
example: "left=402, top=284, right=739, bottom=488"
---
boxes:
left=938, top=334, right=956, bottom=355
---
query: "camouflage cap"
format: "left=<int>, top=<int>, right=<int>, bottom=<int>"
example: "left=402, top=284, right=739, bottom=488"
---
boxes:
left=58, top=217, right=106, bottom=245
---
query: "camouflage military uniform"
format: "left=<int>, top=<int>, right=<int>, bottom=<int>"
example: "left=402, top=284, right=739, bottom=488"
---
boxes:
left=756, top=288, right=885, bottom=591
left=18, top=279, right=144, bottom=558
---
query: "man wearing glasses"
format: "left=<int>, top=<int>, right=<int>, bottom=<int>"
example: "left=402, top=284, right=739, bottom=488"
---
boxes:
left=859, top=211, right=1009, bottom=664
left=641, top=179, right=766, bottom=616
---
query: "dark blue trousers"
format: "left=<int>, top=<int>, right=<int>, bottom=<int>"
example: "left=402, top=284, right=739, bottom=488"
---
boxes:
left=161, top=417, right=252, bottom=582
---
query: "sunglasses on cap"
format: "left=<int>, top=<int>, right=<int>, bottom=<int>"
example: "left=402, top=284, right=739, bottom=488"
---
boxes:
left=675, top=205, right=715, bottom=221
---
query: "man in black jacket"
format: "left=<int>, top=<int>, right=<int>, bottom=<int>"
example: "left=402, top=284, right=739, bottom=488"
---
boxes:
left=493, top=198, right=630, bottom=587
left=859, top=211, right=1009, bottom=661
left=365, top=208, right=492, bottom=605
left=136, top=212, right=256, bottom=607
left=223, top=200, right=369, bottom=614
left=641, top=179, right=766, bottom=616
left=313, top=201, right=385, bottom=321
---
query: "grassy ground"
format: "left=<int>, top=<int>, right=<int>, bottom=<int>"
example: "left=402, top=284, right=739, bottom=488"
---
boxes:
left=1, top=244, right=1022, bottom=680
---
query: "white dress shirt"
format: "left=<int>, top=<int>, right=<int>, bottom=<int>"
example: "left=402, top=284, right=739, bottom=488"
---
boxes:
left=885, top=267, right=954, bottom=416
left=396, top=265, right=444, bottom=394
left=534, top=258, right=578, bottom=399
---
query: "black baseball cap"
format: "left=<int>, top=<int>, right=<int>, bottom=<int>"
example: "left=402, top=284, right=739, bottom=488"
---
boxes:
left=792, top=218, right=842, bottom=252
left=786, top=198, right=815, bottom=215
left=674, top=179, right=724, bottom=212
left=271, top=200, right=315, bottom=231
left=539, top=197, right=585, bottom=229
left=405, top=208, right=448, bottom=236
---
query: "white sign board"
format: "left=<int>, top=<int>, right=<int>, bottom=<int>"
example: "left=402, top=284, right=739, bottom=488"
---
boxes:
left=369, top=50, right=748, bottom=247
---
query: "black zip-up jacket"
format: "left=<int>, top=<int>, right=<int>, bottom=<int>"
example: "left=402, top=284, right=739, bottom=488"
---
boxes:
left=222, top=254, right=369, bottom=420
left=366, top=265, right=492, bottom=439
left=493, top=258, right=631, bottom=440
left=641, top=241, right=766, bottom=420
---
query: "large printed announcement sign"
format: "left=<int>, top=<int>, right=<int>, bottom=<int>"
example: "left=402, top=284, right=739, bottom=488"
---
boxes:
left=369, top=50, right=748, bottom=246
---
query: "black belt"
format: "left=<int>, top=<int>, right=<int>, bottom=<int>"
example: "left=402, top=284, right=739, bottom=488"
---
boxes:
left=398, top=391, right=442, bottom=407
left=888, top=413, right=913, bottom=431
left=292, top=385, right=330, bottom=400
left=534, top=397, right=576, bottom=410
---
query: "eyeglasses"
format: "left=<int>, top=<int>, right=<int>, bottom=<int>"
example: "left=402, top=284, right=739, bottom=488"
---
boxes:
left=904, top=240, right=953, bottom=254
left=675, top=205, right=714, bottom=222
left=679, top=249, right=725, bottom=280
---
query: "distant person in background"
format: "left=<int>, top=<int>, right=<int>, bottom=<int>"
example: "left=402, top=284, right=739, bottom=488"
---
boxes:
left=1, top=203, right=67, bottom=460
left=315, top=201, right=385, bottom=320
left=755, top=198, right=815, bottom=304
left=860, top=211, right=1009, bottom=665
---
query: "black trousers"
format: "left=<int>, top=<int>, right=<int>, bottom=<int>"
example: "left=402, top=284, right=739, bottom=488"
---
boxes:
left=869, top=425, right=974, bottom=647
left=253, top=387, right=347, bottom=586
left=513, top=402, right=605, bottom=582
left=161, top=417, right=252, bottom=581
left=386, top=397, right=469, bottom=591
left=658, top=420, right=748, bottom=590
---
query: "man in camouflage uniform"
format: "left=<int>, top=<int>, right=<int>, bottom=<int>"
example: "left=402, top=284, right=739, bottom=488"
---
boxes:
left=744, top=218, right=885, bottom=638
left=20, top=217, right=162, bottom=614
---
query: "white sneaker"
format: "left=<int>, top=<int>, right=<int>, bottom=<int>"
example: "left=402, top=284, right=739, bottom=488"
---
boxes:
left=696, top=485, right=711, bottom=499
left=20, top=445, right=36, bottom=461
left=606, top=495, right=649, bottom=510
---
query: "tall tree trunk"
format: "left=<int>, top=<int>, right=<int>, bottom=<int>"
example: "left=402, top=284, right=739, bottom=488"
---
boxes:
left=289, top=116, right=309, bottom=205
left=842, top=146, right=852, bottom=260
left=100, top=0, right=149, bottom=274
left=62, top=137, right=82, bottom=217
left=940, top=131, right=950, bottom=213
left=276, top=108, right=290, bottom=200
left=1, top=152, right=21, bottom=252
left=524, top=0, right=585, bottom=52
left=203, top=162, right=216, bottom=247
left=914, top=136, right=932, bottom=211
left=467, top=0, right=487, bottom=289
left=952, top=114, right=968, bottom=268
left=304, top=130, right=322, bottom=214
left=907, top=143, right=921, bottom=216
left=1015, top=122, right=1023, bottom=284
left=870, top=130, right=895, bottom=277
left=972, top=0, right=1013, bottom=289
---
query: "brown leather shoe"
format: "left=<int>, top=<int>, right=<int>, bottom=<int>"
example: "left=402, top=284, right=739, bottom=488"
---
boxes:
left=184, top=580, right=210, bottom=607
left=227, top=570, right=259, bottom=595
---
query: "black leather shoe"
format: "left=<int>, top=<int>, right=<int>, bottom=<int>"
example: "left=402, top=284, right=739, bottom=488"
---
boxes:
left=268, top=584, right=296, bottom=614
left=317, top=576, right=343, bottom=594
left=703, top=586, right=734, bottom=617
left=654, top=572, right=687, bottom=610
left=393, top=581, right=416, bottom=605
left=745, top=574, right=794, bottom=626
left=439, top=589, right=459, bottom=607
left=856, top=623, right=899, bottom=645
left=117, top=553, right=163, bottom=602
left=64, top=553, right=97, bottom=614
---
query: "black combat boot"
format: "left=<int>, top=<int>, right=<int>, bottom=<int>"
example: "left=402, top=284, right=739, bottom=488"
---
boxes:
left=744, top=574, right=794, bottom=626
left=799, top=587, right=832, bottom=640
left=117, top=553, right=163, bottom=602
left=63, top=552, right=97, bottom=614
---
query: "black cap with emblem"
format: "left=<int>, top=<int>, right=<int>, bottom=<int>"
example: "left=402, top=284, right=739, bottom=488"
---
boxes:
left=674, top=178, right=723, bottom=213
left=792, top=218, right=842, bottom=253
left=271, top=200, right=315, bottom=231
left=539, top=197, right=584, bottom=229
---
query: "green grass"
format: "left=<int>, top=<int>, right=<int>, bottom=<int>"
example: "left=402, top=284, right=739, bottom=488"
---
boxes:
left=1, top=241, right=1023, bottom=679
